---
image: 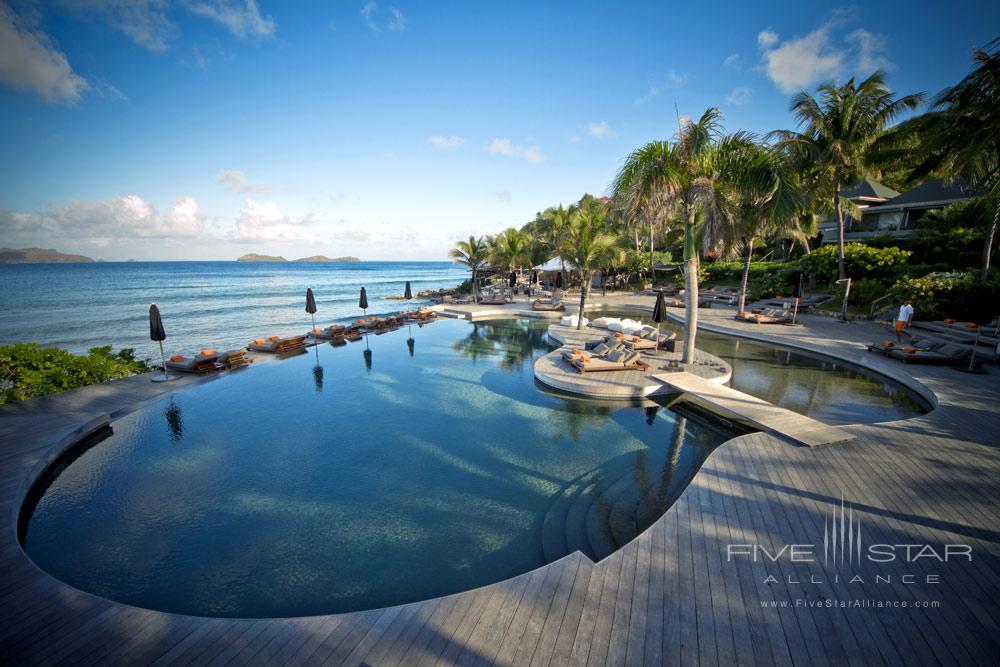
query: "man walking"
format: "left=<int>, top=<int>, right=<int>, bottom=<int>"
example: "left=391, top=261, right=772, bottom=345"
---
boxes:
left=895, top=299, right=914, bottom=343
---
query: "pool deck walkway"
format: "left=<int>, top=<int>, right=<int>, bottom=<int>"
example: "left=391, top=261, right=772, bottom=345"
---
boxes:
left=2, top=295, right=999, bottom=665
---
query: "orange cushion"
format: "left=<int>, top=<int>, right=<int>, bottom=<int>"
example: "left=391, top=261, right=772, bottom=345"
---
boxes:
left=632, top=337, right=641, bottom=342
left=269, top=335, right=280, bottom=341
left=369, top=316, right=376, bottom=320
left=253, top=339, right=264, bottom=345
left=943, top=318, right=956, bottom=324
left=614, top=332, right=624, bottom=338
left=580, top=356, right=591, bottom=363
left=357, top=319, right=365, bottom=324
left=965, top=322, right=978, bottom=329
left=200, top=349, right=215, bottom=356
left=169, top=355, right=185, bottom=362
left=902, top=347, right=917, bottom=354
left=314, top=327, right=323, bottom=332
left=881, top=341, right=895, bottom=347
left=571, top=348, right=582, bottom=355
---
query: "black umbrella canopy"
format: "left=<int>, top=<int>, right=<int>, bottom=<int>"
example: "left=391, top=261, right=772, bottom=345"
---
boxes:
left=404, top=281, right=412, bottom=300
left=407, top=337, right=415, bottom=357
left=359, top=287, right=369, bottom=310
left=508, top=271, right=517, bottom=288
left=531, top=270, right=538, bottom=285
left=363, top=348, right=373, bottom=371
left=149, top=304, right=166, bottom=341
left=652, top=291, right=667, bottom=323
left=555, top=272, right=564, bottom=289
left=306, top=288, right=317, bottom=314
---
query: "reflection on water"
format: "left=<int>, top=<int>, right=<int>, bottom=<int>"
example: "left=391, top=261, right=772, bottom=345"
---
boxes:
left=597, top=309, right=925, bottom=425
left=22, top=317, right=729, bottom=618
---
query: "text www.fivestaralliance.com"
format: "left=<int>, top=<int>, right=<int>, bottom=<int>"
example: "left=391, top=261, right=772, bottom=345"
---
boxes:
left=761, top=599, right=941, bottom=609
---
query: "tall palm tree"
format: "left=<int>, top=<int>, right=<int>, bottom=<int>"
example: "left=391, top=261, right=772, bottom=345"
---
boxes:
left=449, top=235, right=488, bottom=303
left=771, top=72, right=922, bottom=281
left=490, top=228, right=532, bottom=276
left=897, top=39, right=999, bottom=278
left=558, top=207, right=622, bottom=329
left=721, top=139, right=803, bottom=313
left=613, top=108, right=745, bottom=362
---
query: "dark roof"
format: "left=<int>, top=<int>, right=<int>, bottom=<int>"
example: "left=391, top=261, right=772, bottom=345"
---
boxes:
left=883, top=179, right=975, bottom=207
left=840, top=179, right=899, bottom=202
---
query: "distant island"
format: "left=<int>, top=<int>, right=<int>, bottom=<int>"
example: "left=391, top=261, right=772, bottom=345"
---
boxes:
left=294, top=255, right=361, bottom=262
left=0, top=247, right=95, bottom=264
left=237, top=253, right=361, bottom=262
left=237, top=253, right=287, bottom=262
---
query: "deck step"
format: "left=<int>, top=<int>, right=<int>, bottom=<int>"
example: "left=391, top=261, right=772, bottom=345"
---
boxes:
left=540, top=476, right=591, bottom=562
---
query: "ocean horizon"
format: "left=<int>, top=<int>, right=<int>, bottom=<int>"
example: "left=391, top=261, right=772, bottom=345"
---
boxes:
left=0, top=261, right=467, bottom=360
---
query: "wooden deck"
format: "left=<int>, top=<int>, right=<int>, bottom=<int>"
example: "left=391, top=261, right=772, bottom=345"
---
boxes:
left=2, top=297, right=999, bottom=665
left=652, top=371, right=854, bottom=447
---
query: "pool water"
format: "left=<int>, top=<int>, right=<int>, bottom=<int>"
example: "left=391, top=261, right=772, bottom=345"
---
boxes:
left=20, top=314, right=924, bottom=618
left=596, top=310, right=926, bottom=425
left=20, top=317, right=728, bottom=618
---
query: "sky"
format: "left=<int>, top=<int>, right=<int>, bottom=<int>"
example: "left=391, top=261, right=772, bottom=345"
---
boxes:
left=0, top=1, right=997, bottom=261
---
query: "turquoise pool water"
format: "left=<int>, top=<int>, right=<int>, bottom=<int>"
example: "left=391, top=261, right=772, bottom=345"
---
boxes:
left=20, top=317, right=728, bottom=618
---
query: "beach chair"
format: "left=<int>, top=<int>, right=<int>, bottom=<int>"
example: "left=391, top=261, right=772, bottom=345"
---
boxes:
left=249, top=335, right=307, bottom=354
left=886, top=342, right=971, bottom=365
left=307, top=325, right=345, bottom=341
left=740, top=308, right=794, bottom=324
left=216, top=349, right=251, bottom=369
left=571, top=348, right=649, bottom=373
left=165, top=349, right=220, bottom=373
left=532, top=299, right=565, bottom=312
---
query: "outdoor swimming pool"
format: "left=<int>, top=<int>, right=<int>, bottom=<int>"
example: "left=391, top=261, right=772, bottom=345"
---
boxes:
left=19, top=315, right=926, bottom=618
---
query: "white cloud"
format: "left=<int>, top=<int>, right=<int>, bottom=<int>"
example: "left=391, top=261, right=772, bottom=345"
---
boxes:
left=0, top=4, right=88, bottom=104
left=485, top=138, right=546, bottom=164
left=56, top=0, right=175, bottom=53
left=725, top=86, right=752, bottom=106
left=849, top=28, right=894, bottom=73
left=428, top=135, right=465, bottom=150
left=722, top=53, right=742, bottom=70
left=633, top=69, right=688, bottom=106
left=360, top=2, right=407, bottom=32
left=234, top=199, right=314, bottom=242
left=584, top=121, right=615, bottom=140
left=757, top=22, right=895, bottom=93
left=218, top=169, right=268, bottom=193
left=0, top=195, right=206, bottom=243
left=759, top=25, right=843, bottom=93
left=757, top=29, right=779, bottom=49
left=185, top=0, right=275, bottom=40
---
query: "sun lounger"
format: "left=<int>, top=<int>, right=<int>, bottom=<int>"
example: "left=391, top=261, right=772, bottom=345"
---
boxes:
left=308, top=325, right=345, bottom=340
left=249, top=335, right=307, bottom=354
left=622, top=327, right=675, bottom=350
left=216, top=349, right=251, bottom=368
left=571, top=348, right=649, bottom=373
left=740, top=308, right=794, bottom=324
left=165, top=349, right=220, bottom=373
left=886, top=342, right=971, bottom=365
left=532, top=299, right=565, bottom=311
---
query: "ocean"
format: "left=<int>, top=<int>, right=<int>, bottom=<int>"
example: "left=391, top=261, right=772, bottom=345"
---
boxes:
left=0, top=261, right=467, bottom=359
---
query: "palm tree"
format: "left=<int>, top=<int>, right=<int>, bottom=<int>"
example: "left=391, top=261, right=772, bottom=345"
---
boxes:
left=897, top=39, right=999, bottom=278
left=613, top=108, right=745, bottom=362
left=449, top=235, right=488, bottom=303
left=771, top=72, right=922, bottom=281
left=721, top=139, right=803, bottom=313
left=558, top=206, right=622, bottom=329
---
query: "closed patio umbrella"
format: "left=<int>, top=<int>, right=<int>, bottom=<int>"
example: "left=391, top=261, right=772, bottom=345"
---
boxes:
left=407, top=337, right=415, bottom=357
left=359, top=286, right=368, bottom=318
left=652, top=291, right=667, bottom=349
left=555, top=272, right=563, bottom=289
left=404, top=281, right=412, bottom=300
left=791, top=276, right=802, bottom=324
left=149, top=303, right=176, bottom=383
left=306, top=288, right=317, bottom=329
left=509, top=270, right=517, bottom=300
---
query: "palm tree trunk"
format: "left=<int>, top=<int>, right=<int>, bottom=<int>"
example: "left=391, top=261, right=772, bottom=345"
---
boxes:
left=834, top=186, right=846, bottom=280
left=682, top=209, right=698, bottom=363
left=576, top=270, right=590, bottom=329
left=738, top=236, right=754, bottom=314
left=982, top=217, right=997, bottom=280
left=472, top=269, right=478, bottom=303
left=648, top=220, right=655, bottom=283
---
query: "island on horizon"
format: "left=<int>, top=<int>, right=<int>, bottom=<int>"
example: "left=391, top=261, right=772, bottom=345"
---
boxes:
left=0, top=247, right=95, bottom=264
left=237, top=253, right=361, bottom=262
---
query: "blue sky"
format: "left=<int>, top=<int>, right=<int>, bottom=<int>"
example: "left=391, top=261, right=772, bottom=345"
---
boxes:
left=0, top=1, right=997, bottom=261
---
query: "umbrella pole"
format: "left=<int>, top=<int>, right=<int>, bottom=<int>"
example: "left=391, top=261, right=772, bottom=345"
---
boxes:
left=792, top=297, right=800, bottom=325
left=159, top=340, right=166, bottom=376
left=969, top=327, right=980, bottom=371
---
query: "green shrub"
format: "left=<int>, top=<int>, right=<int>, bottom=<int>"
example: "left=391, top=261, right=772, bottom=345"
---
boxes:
left=0, top=344, right=150, bottom=405
left=701, top=260, right=788, bottom=284
left=747, top=272, right=791, bottom=301
left=842, top=278, right=889, bottom=308
left=888, top=272, right=1000, bottom=321
left=799, top=243, right=912, bottom=284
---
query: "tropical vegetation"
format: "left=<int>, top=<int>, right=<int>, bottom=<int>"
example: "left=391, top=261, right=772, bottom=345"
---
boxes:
left=448, top=36, right=999, bottom=356
left=0, top=344, right=150, bottom=405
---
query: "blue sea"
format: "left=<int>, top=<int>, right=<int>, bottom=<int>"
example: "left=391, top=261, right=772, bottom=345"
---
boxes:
left=0, top=261, right=467, bottom=360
